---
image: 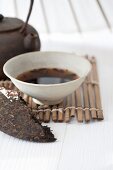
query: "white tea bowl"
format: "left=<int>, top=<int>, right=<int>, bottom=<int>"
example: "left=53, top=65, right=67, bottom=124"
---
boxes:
left=3, top=51, right=91, bottom=105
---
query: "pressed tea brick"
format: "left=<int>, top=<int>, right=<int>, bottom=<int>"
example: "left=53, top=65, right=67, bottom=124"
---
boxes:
left=0, top=88, right=56, bottom=142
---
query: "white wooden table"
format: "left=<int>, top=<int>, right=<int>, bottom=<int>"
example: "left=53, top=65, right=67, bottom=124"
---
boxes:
left=1, top=0, right=113, bottom=34
left=0, top=1, right=113, bottom=170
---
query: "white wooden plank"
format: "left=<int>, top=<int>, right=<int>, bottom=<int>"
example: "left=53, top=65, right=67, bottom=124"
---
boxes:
left=42, top=0, right=78, bottom=33
left=0, top=123, right=66, bottom=170
left=16, top=0, right=47, bottom=33
left=70, top=0, right=108, bottom=31
left=0, top=0, right=16, bottom=17
left=68, top=0, right=81, bottom=32
left=30, top=0, right=47, bottom=33
left=98, top=0, right=113, bottom=29
left=41, top=31, right=112, bottom=52
left=58, top=123, right=113, bottom=170
left=15, top=0, right=29, bottom=21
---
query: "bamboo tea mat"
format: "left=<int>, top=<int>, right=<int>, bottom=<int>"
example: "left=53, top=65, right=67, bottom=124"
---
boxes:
left=0, top=57, right=104, bottom=123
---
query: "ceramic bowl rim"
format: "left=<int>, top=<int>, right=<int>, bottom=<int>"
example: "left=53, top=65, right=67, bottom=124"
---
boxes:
left=3, top=51, right=92, bottom=87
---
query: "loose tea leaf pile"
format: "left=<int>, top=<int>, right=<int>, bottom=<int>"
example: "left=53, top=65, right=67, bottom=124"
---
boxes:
left=0, top=88, right=56, bottom=142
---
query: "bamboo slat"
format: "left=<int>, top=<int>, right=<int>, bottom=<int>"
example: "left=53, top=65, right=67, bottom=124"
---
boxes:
left=82, top=82, right=91, bottom=122
left=65, top=96, right=71, bottom=122
left=91, top=57, right=104, bottom=120
left=87, top=65, right=97, bottom=119
left=52, top=105, right=58, bottom=122
left=58, top=102, right=64, bottom=122
left=75, top=87, right=83, bottom=122
left=70, top=92, right=76, bottom=117
left=44, top=107, right=51, bottom=123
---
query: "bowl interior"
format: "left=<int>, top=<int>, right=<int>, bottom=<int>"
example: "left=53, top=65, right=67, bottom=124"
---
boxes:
left=3, top=51, right=91, bottom=83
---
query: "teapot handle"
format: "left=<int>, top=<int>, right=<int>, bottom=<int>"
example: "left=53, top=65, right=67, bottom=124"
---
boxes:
left=20, top=0, right=34, bottom=34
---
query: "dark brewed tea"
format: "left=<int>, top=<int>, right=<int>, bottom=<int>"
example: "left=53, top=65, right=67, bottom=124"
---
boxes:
left=16, top=68, right=79, bottom=84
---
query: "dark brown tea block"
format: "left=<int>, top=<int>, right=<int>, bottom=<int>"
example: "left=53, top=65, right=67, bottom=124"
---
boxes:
left=0, top=88, right=56, bottom=142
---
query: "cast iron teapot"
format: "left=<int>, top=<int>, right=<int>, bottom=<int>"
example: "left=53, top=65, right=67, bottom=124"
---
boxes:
left=0, top=0, right=41, bottom=79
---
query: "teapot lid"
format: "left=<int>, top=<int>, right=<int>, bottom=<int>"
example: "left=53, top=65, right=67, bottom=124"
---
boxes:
left=0, top=15, right=23, bottom=32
